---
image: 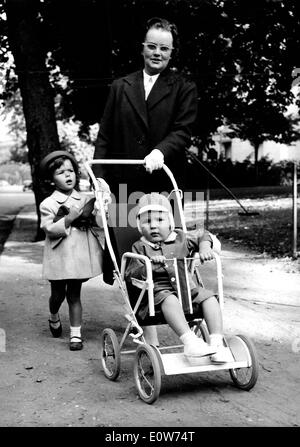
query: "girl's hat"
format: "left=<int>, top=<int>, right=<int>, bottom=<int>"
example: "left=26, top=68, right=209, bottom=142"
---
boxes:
left=40, top=150, right=78, bottom=175
left=136, top=192, right=174, bottom=232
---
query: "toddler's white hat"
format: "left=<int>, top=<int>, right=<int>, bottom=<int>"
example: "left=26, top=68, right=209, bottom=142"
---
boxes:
left=136, top=193, right=174, bottom=233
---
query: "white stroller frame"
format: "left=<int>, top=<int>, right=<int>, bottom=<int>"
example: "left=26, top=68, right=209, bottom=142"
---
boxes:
left=85, top=159, right=259, bottom=404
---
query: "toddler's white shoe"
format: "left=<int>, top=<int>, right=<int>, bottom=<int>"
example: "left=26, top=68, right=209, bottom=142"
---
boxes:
left=184, top=338, right=217, bottom=359
left=210, top=346, right=233, bottom=363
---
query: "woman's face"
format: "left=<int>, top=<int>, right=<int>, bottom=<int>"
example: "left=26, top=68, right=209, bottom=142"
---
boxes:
left=142, top=28, right=173, bottom=75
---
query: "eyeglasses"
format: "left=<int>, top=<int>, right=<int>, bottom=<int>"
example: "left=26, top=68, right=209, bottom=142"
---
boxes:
left=142, top=42, right=173, bottom=54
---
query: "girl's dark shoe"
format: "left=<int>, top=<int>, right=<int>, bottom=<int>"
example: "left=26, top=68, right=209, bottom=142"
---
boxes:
left=48, top=319, right=62, bottom=338
left=69, top=336, right=83, bottom=351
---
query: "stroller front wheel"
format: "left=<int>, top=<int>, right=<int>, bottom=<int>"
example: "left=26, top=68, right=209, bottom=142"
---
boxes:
left=100, top=328, right=121, bottom=381
left=133, top=344, right=161, bottom=404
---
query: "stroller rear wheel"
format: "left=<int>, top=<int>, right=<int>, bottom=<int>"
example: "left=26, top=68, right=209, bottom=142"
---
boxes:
left=133, top=344, right=161, bottom=404
left=189, top=319, right=210, bottom=343
left=229, top=334, right=259, bottom=390
left=100, top=328, right=121, bottom=381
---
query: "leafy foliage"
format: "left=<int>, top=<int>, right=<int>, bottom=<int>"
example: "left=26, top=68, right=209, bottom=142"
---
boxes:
left=186, top=156, right=297, bottom=188
left=0, top=161, right=31, bottom=184
left=1, top=0, right=300, bottom=159
left=109, top=0, right=300, bottom=150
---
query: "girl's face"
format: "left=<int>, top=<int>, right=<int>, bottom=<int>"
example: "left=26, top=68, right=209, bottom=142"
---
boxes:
left=52, top=159, right=76, bottom=194
left=139, top=210, right=171, bottom=243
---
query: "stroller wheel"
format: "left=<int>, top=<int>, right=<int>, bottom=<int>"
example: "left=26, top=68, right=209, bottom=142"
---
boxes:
left=229, top=334, right=259, bottom=391
left=100, top=328, right=121, bottom=381
left=133, top=344, right=161, bottom=404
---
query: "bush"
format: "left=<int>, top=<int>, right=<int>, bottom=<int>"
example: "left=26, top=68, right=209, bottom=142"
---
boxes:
left=185, top=156, right=297, bottom=188
left=0, top=162, right=31, bottom=185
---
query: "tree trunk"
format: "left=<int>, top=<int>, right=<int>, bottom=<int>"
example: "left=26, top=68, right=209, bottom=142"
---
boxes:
left=254, top=143, right=259, bottom=185
left=5, top=0, right=60, bottom=240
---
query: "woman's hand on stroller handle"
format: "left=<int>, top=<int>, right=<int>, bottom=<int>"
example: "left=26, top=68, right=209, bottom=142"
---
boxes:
left=144, top=149, right=164, bottom=173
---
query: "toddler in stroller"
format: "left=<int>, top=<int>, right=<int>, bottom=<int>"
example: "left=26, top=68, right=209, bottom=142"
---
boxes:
left=85, top=158, right=258, bottom=404
left=125, top=192, right=232, bottom=363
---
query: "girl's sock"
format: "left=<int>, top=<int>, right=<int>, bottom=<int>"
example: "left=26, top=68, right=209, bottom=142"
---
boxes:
left=70, top=326, right=81, bottom=340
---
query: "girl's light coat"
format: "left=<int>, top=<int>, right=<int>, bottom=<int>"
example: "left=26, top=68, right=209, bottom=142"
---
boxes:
left=40, top=189, right=103, bottom=280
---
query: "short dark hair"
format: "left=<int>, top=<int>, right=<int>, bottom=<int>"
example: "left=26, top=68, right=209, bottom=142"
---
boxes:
left=47, top=155, right=80, bottom=190
left=145, top=17, right=178, bottom=47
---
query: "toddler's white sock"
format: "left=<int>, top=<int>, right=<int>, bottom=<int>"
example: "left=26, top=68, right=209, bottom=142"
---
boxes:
left=180, top=330, right=198, bottom=345
left=209, top=333, right=224, bottom=347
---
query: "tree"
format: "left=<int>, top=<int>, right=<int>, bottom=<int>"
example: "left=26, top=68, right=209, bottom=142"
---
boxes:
left=40, top=0, right=112, bottom=124
left=5, top=0, right=60, bottom=238
left=1, top=0, right=300, bottom=225
left=214, top=0, right=300, bottom=181
left=108, top=0, right=300, bottom=162
left=1, top=74, right=28, bottom=163
left=2, top=0, right=112, bottom=239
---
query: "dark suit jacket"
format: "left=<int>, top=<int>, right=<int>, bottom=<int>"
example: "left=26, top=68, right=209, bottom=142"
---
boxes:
left=93, top=68, right=198, bottom=197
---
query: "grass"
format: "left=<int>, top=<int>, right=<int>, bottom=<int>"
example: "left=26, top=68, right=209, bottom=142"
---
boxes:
left=185, top=195, right=299, bottom=259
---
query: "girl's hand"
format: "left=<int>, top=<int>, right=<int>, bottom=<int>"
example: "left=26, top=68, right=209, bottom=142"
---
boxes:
left=96, top=177, right=111, bottom=193
left=95, top=178, right=112, bottom=212
left=151, top=255, right=167, bottom=264
left=64, top=205, right=83, bottom=227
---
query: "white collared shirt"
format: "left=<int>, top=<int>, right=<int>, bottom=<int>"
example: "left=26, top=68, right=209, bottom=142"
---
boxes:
left=143, top=70, right=160, bottom=100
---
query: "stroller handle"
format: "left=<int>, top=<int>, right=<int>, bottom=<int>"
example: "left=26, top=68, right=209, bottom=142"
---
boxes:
left=85, top=159, right=187, bottom=232
left=84, top=159, right=187, bottom=283
left=91, top=159, right=146, bottom=165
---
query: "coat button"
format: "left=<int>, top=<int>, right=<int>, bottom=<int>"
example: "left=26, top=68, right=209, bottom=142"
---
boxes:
left=171, top=277, right=176, bottom=282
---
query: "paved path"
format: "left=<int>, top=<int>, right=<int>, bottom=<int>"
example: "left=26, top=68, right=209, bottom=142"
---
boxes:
left=0, top=204, right=299, bottom=427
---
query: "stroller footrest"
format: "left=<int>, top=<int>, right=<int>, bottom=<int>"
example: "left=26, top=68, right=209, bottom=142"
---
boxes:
left=159, top=351, right=242, bottom=375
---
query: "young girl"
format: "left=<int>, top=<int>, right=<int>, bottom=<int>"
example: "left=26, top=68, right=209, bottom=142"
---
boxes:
left=39, top=150, right=108, bottom=351
left=125, top=192, right=232, bottom=363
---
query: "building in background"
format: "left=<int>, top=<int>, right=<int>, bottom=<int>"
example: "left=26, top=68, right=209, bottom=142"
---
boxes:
left=211, top=125, right=300, bottom=163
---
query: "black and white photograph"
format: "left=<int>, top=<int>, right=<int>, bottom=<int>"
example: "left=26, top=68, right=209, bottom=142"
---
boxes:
left=0, top=0, right=299, bottom=434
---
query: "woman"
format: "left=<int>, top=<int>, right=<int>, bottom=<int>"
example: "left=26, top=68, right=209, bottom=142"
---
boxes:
left=93, top=17, right=198, bottom=198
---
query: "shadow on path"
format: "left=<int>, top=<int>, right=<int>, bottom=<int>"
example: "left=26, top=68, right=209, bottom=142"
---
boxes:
left=0, top=215, right=15, bottom=255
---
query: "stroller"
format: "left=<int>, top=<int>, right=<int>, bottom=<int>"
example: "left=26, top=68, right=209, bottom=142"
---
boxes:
left=85, top=159, right=259, bottom=404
